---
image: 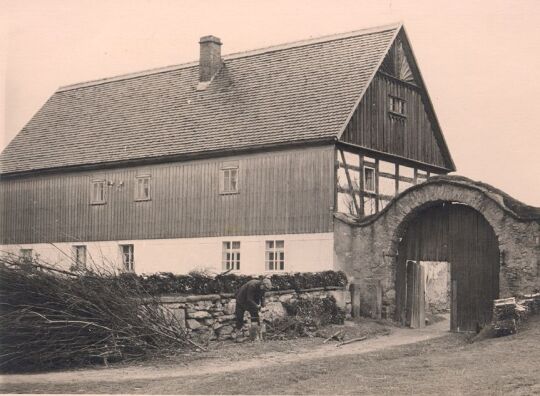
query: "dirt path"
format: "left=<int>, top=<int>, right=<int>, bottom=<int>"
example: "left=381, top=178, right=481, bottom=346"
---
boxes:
left=0, top=318, right=450, bottom=386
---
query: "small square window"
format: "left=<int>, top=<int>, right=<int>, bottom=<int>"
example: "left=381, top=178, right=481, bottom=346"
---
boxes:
left=220, top=167, right=239, bottom=194
left=389, top=96, right=406, bottom=116
left=363, top=166, right=376, bottom=193
left=120, top=244, right=134, bottom=272
left=265, top=240, right=285, bottom=271
left=91, top=180, right=106, bottom=204
left=72, top=245, right=87, bottom=269
left=135, top=176, right=151, bottom=201
left=223, top=241, right=241, bottom=271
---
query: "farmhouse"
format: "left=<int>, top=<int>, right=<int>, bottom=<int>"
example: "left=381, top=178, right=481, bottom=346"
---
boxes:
left=0, top=23, right=453, bottom=272
left=1, top=23, right=538, bottom=331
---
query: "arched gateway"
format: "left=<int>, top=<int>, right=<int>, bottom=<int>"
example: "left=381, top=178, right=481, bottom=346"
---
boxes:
left=396, top=203, right=499, bottom=332
left=334, top=176, right=540, bottom=332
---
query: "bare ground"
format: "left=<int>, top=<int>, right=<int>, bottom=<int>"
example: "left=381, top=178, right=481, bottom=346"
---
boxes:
left=1, top=315, right=539, bottom=395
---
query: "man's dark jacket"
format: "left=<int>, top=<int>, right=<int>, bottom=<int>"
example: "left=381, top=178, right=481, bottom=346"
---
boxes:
left=235, top=279, right=266, bottom=311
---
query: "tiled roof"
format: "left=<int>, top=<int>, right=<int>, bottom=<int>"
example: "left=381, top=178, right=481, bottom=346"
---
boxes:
left=0, top=24, right=400, bottom=174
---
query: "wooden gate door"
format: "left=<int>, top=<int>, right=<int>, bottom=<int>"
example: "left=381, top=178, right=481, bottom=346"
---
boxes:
left=405, top=260, right=425, bottom=328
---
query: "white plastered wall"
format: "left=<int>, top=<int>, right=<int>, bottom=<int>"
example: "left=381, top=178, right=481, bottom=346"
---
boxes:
left=0, top=233, right=334, bottom=275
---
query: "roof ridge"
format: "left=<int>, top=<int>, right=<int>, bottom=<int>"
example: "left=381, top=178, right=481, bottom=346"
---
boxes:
left=57, top=22, right=401, bottom=93
left=223, top=22, right=401, bottom=60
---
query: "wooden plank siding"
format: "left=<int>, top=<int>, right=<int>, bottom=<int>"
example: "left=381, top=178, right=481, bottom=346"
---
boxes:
left=340, top=73, right=448, bottom=169
left=0, top=146, right=335, bottom=245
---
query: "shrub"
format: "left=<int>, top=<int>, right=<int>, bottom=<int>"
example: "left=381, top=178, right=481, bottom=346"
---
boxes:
left=137, top=270, right=347, bottom=295
left=267, top=295, right=346, bottom=339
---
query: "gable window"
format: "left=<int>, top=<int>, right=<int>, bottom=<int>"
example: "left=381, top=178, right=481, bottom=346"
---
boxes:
left=135, top=176, right=151, bottom=201
left=389, top=96, right=406, bottom=116
left=265, top=240, right=284, bottom=271
left=19, top=248, right=33, bottom=262
left=120, top=244, right=134, bottom=272
left=222, top=241, right=240, bottom=271
left=91, top=180, right=106, bottom=204
left=220, top=166, right=239, bottom=194
left=72, top=245, right=87, bottom=269
left=363, top=166, right=376, bottom=193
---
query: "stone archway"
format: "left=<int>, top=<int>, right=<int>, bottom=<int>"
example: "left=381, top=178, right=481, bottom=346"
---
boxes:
left=333, top=175, right=540, bottom=323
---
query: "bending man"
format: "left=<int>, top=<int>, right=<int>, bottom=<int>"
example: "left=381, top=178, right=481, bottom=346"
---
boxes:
left=234, top=277, right=272, bottom=330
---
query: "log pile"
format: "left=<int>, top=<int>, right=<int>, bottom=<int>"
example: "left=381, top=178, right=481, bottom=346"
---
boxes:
left=492, top=297, right=518, bottom=337
left=492, top=293, right=540, bottom=337
left=0, top=257, right=195, bottom=373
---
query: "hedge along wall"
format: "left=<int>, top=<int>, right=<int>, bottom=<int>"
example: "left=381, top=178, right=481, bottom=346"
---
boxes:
left=159, top=287, right=351, bottom=342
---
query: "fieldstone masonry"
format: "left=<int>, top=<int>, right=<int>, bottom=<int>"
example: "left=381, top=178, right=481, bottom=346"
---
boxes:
left=159, top=287, right=351, bottom=342
left=334, top=176, right=540, bottom=319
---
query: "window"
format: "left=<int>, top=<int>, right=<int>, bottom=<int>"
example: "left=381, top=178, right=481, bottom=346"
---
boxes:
left=19, top=249, right=33, bottom=262
left=72, top=245, right=87, bottom=269
left=135, top=176, right=151, bottom=201
left=363, top=166, right=376, bottom=193
left=220, top=166, right=239, bottom=194
left=389, top=96, right=406, bottom=116
left=120, top=244, right=134, bottom=272
left=222, top=241, right=240, bottom=271
left=91, top=180, right=106, bottom=204
left=265, top=240, right=284, bottom=271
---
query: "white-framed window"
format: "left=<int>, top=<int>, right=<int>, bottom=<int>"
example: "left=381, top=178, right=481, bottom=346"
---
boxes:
left=135, top=175, right=151, bottom=201
left=120, top=244, right=134, bottom=272
left=19, top=248, right=33, bottom=262
left=363, top=166, right=376, bottom=193
left=265, top=240, right=285, bottom=271
left=220, top=166, right=239, bottom=194
left=389, top=95, right=406, bottom=116
left=72, top=245, right=87, bottom=269
left=91, top=180, right=106, bottom=204
left=222, top=241, right=240, bottom=271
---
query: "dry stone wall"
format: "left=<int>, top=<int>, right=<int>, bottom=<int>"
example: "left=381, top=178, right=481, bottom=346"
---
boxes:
left=159, top=287, right=351, bottom=342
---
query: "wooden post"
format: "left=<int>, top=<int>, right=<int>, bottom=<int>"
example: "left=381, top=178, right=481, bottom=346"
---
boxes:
left=451, top=280, right=458, bottom=332
left=373, top=281, right=383, bottom=319
left=350, top=283, right=361, bottom=318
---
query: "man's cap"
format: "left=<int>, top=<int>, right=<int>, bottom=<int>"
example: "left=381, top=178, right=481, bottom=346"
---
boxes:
left=262, top=278, right=272, bottom=289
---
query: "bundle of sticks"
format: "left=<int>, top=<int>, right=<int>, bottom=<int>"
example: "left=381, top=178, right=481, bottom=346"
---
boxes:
left=0, top=257, right=198, bottom=373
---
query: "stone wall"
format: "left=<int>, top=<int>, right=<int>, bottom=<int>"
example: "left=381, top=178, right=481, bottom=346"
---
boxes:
left=159, top=287, right=351, bottom=342
left=333, top=176, right=540, bottom=319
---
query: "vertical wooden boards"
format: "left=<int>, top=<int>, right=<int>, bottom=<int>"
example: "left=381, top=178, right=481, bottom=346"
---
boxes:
left=396, top=203, right=500, bottom=331
left=405, top=260, right=426, bottom=328
left=0, top=145, right=335, bottom=244
left=340, top=73, right=449, bottom=169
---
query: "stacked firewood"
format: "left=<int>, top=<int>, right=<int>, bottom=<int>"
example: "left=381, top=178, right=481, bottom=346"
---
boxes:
left=0, top=257, right=196, bottom=373
left=492, top=297, right=519, bottom=336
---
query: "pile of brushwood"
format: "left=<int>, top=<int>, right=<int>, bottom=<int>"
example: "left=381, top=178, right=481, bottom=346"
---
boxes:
left=265, top=296, right=346, bottom=340
left=0, top=257, right=199, bottom=373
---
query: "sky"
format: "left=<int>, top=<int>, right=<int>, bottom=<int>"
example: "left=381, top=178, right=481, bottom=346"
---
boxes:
left=1, top=0, right=539, bottom=205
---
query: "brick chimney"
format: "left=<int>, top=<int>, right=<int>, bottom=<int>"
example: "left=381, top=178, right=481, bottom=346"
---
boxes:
left=199, top=35, right=222, bottom=82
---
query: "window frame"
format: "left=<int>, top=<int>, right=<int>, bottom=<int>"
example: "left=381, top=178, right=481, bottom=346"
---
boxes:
left=265, top=240, right=285, bottom=272
left=91, top=179, right=107, bottom=205
left=363, top=166, right=376, bottom=193
left=120, top=244, right=135, bottom=272
left=388, top=95, right=406, bottom=117
left=222, top=241, right=241, bottom=271
left=135, top=175, right=152, bottom=201
left=219, top=166, right=239, bottom=195
left=72, top=245, right=87, bottom=269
